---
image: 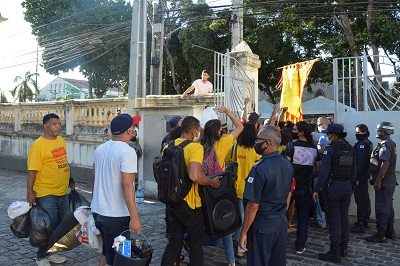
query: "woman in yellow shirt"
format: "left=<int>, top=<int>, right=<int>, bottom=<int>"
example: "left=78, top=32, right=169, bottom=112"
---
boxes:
left=201, top=106, right=243, bottom=266
left=225, top=122, right=260, bottom=258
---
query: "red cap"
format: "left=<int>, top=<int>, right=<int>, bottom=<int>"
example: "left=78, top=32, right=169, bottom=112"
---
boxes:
left=132, top=115, right=141, bottom=126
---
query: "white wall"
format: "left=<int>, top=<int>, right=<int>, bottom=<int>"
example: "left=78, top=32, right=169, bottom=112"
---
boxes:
left=336, top=110, right=400, bottom=217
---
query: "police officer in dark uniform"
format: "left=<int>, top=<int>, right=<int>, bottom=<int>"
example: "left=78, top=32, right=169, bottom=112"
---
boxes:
left=351, top=124, right=372, bottom=234
left=239, top=125, right=294, bottom=266
left=313, top=123, right=356, bottom=263
left=366, top=121, right=397, bottom=243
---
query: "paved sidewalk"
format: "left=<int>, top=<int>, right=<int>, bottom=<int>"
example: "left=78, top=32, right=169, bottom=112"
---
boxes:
left=0, top=168, right=399, bottom=265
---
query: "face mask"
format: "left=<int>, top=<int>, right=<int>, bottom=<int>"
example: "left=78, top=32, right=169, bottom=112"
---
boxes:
left=254, top=141, right=267, bottom=155
left=193, top=130, right=201, bottom=142
left=291, top=132, right=299, bottom=140
left=318, top=126, right=324, bottom=133
left=355, top=133, right=364, bottom=141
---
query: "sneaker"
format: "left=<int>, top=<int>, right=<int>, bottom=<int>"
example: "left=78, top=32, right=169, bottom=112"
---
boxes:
left=296, top=248, right=306, bottom=254
left=48, top=254, right=67, bottom=264
left=36, top=259, right=51, bottom=266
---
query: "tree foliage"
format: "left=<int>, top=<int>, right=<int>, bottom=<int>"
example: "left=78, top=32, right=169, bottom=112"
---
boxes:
left=22, top=0, right=132, bottom=98
left=12, top=71, right=39, bottom=102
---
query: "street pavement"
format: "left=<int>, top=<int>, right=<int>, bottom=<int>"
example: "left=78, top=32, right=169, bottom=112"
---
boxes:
left=0, top=168, right=399, bottom=266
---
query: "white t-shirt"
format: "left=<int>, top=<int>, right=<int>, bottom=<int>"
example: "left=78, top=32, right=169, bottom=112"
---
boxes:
left=192, top=79, right=213, bottom=94
left=91, top=140, right=137, bottom=217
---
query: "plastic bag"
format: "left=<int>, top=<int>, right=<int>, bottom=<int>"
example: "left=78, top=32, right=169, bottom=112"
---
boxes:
left=88, top=214, right=102, bottom=252
left=8, top=201, right=31, bottom=219
left=68, top=190, right=90, bottom=213
left=10, top=210, right=31, bottom=238
left=29, top=206, right=54, bottom=247
left=200, top=106, right=218, bottom=128
left=47, top=211, right=82, bottom=253
left=77, top=220, right=89, bottom=246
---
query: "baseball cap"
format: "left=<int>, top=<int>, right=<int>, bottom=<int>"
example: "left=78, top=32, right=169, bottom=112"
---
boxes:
left=219, top=118, right=228, bottom=129
left=247, top=112, right=260, bottom=124
left=132, top=115, right=141, bottom=126
left=323, top=123, right=344, bottom=134
left=111, top=114, right=139, bottom=135
left=169, top=116, right=182, bottom=127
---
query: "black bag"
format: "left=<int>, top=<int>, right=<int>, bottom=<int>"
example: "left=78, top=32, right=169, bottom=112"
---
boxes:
left=47, top=211, right=82, bottom=253
left=10, top=210, right=31, bottom=238
left=29, top=205, right=54, bottom=247
left=225, top=143, right=238, bottom=181
left=153, top=154, right=162, bottom=183
left=69, top=190, right=90, bottom=212
left=156, top=139, right=193, bottom=204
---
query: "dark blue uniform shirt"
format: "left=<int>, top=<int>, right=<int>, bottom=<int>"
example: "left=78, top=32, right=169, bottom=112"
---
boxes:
left=354, top=138, right=371, bottom=174
left=243, top=151, right=294, bottom=217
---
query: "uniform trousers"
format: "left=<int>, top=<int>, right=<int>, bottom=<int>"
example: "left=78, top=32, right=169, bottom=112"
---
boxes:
left=326, top=180, right=352, bottom=246
left=247, top=213, right=287, bottom=266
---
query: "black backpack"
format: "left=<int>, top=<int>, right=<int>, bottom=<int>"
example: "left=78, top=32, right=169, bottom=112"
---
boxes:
left=155, top=139, right=193, bottom=205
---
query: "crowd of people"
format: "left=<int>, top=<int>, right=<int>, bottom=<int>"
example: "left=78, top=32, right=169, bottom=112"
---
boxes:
left=25, top=99, right=396, bottom=266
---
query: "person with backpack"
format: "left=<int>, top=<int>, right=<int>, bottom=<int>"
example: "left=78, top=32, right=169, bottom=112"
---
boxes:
left=312, top=123, right=356, bottom=263
left=351, top=124, right=372, bottom=234
left=201, top=106, right=244, bottom=266
left=161, top=116, right=221, bottom=266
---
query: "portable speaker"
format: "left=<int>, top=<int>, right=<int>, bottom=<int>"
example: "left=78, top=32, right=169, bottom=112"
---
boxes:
left=200, top=171, right=242, bottom=239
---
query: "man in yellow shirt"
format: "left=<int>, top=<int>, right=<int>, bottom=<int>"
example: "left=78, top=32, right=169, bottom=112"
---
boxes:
left=27, top=113, right=70, bottom=266
left=162, top=116, right=221, bottom=266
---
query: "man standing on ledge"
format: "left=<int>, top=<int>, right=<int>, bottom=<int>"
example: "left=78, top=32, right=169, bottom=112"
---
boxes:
left=27, top=113, right=70, bottom=266
left=91, top=113, right=142, bottom=266
left=239, top=125, right=294, bottom=266
left=181, top=70, right=213, bottom=99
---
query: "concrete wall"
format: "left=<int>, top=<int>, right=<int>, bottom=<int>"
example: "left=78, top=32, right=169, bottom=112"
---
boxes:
left=336, top=110, right=400, bottom=217
left=136, top=105, right=206, bottom=198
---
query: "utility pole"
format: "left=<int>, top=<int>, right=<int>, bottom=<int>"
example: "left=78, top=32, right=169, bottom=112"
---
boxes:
left=150, top=0, right=164, bottom=95
left=128, top=0, right=147, bottom=98
left=231, top=0, right=243, bottom=49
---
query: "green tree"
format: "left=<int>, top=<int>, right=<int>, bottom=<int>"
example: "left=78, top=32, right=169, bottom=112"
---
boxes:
left=0, top=91, right=8, bottom=103
left=11, top=71, right=39, bottom=102
left=22, top=0, right=132, bottom=98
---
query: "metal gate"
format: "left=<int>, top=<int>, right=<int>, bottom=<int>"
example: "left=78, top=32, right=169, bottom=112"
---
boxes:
left=333, top=53, right=400, bottom=114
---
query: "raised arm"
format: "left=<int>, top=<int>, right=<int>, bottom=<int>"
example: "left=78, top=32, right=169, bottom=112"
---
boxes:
left=219, top=106, right=244, bottom=139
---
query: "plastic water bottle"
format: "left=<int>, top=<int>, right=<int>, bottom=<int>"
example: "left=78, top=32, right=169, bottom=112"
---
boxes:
left=136, top=186, right=144, bottom=204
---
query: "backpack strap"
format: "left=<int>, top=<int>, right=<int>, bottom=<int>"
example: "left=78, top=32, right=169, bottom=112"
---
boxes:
left=179, top=139, right=192, bottom=148
left=168, top=139, right=192, bottom=148
left=230, top=143, right=238, bottom=162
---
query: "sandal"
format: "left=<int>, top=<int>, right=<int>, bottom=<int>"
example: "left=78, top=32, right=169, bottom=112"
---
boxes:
left=235, top=252, right=246, bottom=258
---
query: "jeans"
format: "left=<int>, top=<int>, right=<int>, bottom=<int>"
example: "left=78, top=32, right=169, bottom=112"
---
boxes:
left=314, top=179, right=326, bottom=227
left=326, top=180, right=352, bottom=246
left=162, top=202, right=205, bottom=266
left=222, top=234, right=235, bottom=264
left=234, top=198, right=245, bottom=253
left=93, top=213, right=130, bottom=265
left=35, top=194, right=68, bottom=260
left=293, top=188, right=312, bottom=250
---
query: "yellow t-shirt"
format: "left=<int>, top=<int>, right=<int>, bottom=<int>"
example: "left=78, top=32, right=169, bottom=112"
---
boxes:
left=28, top=136, right=70, bottom=197
left=226, top=144, right=261, bottom=199
left=172, top=138, right=204, bottom=209
left=214, top=134, right=235, bottom=170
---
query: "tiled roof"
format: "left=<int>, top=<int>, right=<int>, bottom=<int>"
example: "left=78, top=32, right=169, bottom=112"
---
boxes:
left=62, top=78, right=89, bottom=89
